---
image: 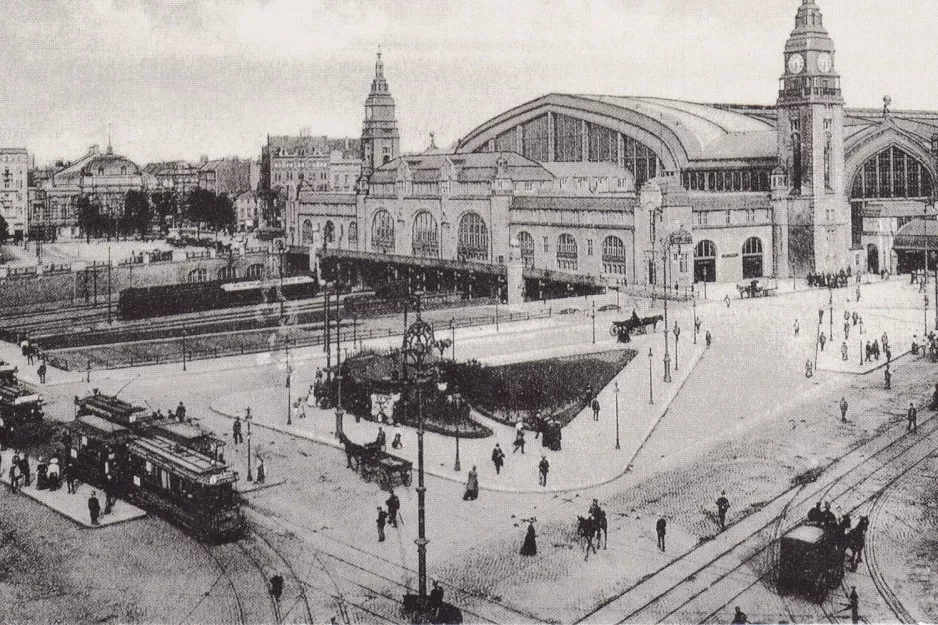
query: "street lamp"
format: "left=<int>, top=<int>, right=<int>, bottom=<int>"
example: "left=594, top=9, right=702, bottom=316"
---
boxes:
left=285, top=340, right=292, bottom=426
left=692, top=286, right=697, bottom=345
left=673, top=322, right=681, bottom=371
left=661, top=238, right=672, bottom=383
left=590, top=299, right=597, bottom=345
left=648, top=348, right=654, bottom=405
left=614, top=381, right=620, bottom=450
left=245, top=407, right=253, bottom=482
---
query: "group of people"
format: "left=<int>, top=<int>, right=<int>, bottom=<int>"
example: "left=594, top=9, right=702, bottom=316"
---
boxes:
left=912, top=332, right=938, bottom=362
left=806, top=268, right=855, bottom=289
left=375, top=488, right=401, bottom=542
left=19, top=339, right=48, bottom=383
left=155, top=401, right=188, bottom=423
left=863, top=334, right=890, bottom=364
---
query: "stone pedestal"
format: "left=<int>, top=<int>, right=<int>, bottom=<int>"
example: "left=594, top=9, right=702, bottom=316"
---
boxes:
left=506, top=239, right=524, bottom=305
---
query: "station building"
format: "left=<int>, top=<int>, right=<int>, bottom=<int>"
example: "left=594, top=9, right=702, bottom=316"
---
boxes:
left=289, top=0, right=938, bottom=302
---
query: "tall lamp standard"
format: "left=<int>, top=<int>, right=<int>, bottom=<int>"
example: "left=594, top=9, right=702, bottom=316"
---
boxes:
left=661, top=237, right=672, bottom=383
left=648, top=348, right=654, bottom=405
left=245, top=407, right=254, bottom=482
left=285, top=340, right=292, bottom=426
left=614, top=381, right=620, bottom=450
left=673, top=322, right=681, bottom=371
left=692, top=286, right=697, bottom=344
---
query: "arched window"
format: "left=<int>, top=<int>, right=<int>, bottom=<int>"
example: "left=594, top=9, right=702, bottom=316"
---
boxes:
left=412, top=211, right=439, bottom=258
left=517, top=231, right=535, bottom=268
left=602, top=235, right=627, bottom=275
left=851, top=146, right=935, bottom=200
left=348, top=221, right=358, bottom=244
left=245, top=263, right=265, bottom=279
left=457, top=212, right=489, bottom=262
left=187, top=268, right=207, bottom=283
left=694, top=240, right=717, bottom=283
left=557, top=233, right=578, bottom=271
left=301, top=220, right=313, bottom=244
left=324, top=220, right=335, bottom=243
left=372, top=210, right=395, bottom=253
left=742, top=237, right=764, bottom=279
left=217, top=266, right=237, bottom=281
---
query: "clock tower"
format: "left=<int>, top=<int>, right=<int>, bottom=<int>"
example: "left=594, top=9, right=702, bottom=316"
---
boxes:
left=776, top=0, right=848, bottom=276
left=361, top=50, right=400, bottom=184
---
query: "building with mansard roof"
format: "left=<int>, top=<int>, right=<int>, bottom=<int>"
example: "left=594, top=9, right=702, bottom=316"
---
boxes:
left=290, top=1, right=938, bottom=303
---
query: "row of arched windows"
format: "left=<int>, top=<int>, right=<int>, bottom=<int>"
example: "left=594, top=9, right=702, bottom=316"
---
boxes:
left=302, top=219, right=354, bottom=246
left=693, top=237, right=764, bottom=281
left=367, top=210, right=492, bottom=261
left=515, top=231, right=629, bottom=274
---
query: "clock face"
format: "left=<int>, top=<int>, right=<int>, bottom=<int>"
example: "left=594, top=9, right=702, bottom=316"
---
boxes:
left=788, top=53, right=805, bottom=75
left=817, top=53, right=833, bottom=73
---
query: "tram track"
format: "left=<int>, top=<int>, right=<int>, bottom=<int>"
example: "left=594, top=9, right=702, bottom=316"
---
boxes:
left=571, top=402, right=938, bottom=624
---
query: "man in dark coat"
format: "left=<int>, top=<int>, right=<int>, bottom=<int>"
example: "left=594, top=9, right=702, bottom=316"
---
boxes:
left=385, top=490, right=400, bottom=528
left=820, top=502, right=837, bottom=529
left=840, top=397, right=849, bottom=423
left=656, top=517, right=667, bottom=551
left=716, top=491, right=730, bottom=531
left=908, top=402, right=918, bottom=433
left=376, top=506, right=387, bottom=542
left=807, top=501, right=822, bottom=524
left=520, top=522, right=537, bottom=556
left=538, top=456, right=549, bottom=487
left=232, top=417, right=243, bottom=445
left=176, top=402, right=187, bottom=421
left=88, top=491, right=101, bottom=526
left=591, top=398, right=600, bottom=421
left=491, top=443, right=505, bottom=474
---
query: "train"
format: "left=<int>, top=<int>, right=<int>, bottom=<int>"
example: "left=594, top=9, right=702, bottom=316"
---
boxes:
left=118, top=275, right=318, bottom=320
left=69, top=391, right=244, bottom=542
left=0, top=362, right=44, bottom=447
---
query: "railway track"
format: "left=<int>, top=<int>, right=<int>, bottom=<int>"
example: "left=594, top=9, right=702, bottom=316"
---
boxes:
left=572, top=404, right=938, bottom=624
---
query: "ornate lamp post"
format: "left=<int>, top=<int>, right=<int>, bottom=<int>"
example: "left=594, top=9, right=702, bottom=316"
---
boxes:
left=285, top=340, right=292, bottom=425
left=661, top=238, right=671, bottom=383
left=692, top=286, right=697, bottom=345
left=245, top=407, right=253, bottom=482
left=614, top=381, right=620, bottom=450
left=673, top=322, right=681, bottom=371
left=401, top=316, right=437, bottom=610
left=590, top=299, right=597, bottom=344
left=665, top=226, right=692, bottom=382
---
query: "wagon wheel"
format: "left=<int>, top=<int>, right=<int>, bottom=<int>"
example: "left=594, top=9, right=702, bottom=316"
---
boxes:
left=609, top=325, right=619, bottom=337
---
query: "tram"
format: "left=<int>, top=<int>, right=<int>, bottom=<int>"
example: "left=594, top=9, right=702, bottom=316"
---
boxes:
left=0, top=368, right=44, bottom=446
left=69, top=392, right=244, bottom=542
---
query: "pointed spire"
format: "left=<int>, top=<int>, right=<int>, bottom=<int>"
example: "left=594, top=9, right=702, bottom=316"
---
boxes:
left=376, top=46, right=383, bottom=78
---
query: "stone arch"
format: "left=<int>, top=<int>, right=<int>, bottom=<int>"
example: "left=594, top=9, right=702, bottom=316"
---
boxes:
left=372, top=209, right=395, bottom=254
left=694, top=239, right=717, bottom=283
left=517, top=231, right=535, bottom=268
left=301, top=219, right=314, bottom=244
left=412, top=211, right=439, bottom=258
left=557, top=233, right=578, bottom=271
left=846, top=132, right=937, bottom=199
left=457, top=212, right=489, bottom=262
left=742, top=237, right=764, bottom=279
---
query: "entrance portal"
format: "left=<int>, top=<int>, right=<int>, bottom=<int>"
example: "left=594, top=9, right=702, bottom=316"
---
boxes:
left=742, top=237, right=764, bottom=279
left=694, top=240, right=717, bottom=283
left=866, top=243, right=879, bottom=275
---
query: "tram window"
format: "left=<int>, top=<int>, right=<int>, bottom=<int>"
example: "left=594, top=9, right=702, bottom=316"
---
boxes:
left=133, top=476, right=141, bottom=487
left=81, top=435, right=88, bottom=447
left=145, top=460, right=153, bottom=473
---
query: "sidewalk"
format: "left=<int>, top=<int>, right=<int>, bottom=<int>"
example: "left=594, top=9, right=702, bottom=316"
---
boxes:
left=211, top=305, right=708, bottom=493
left=0, top=449, right=146, bottom=528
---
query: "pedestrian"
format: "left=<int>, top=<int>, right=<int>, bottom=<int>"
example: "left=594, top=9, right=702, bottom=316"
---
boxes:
left=821, top=502, right=837, bottom=528
left=375, top=427, right=387, bottom=450
left=855, top=285, right=861, bottom=302
left=37, top=362, right=46, bottom=384
left=794, top=319, right=800, bottom=337
left=88, top=491, right=101, bottom=526
left=269, top=574, right=284, bottom=603
left=19, top=452, right=30, bottom=487
left=852, top=311, right=858, bottom=326
left=176, top=401, right=186, bottom=421
left=256, top=457, right=266, bottom=484
left=819, top=332, right=826, bottom=351
left=907, top=402, right=918, bottom=433
left=513, top=429, right=525, bottom=454
left=807, top=501, right=822, bottom=524
left=376, top=506, right=386, bottom=542
left=840, top=397, right=849, bottom=423
left=391, top=432, right=403, bottom=449
left=865, top=341, right=872, bottom=363
left=591, top=398, right=600, bottom=421
left=538, top=455, right=549, bottom=487
left=520, top=521, right=537, bottom=556
left=463, top=466, right=479, bottom=501
left=848, top=586, right=859, bottom=624
left=26, top=345, right=34, bottom=365
left=233, top=416, right=243, bottom=445
left=885, top=365, right=892, bottom=390
left=705, top=330, right=712, bottom=347
left=844, top=322, right=850, bottom=341
left=732, top=606, right=749, bottom=624
left=841, top=341, right=848, bottom=361
left=491, top=443, right=505, bottom=474
left=385, top=490, right=400, bottom=527
left=716, top=491, right=730, bottom=531
left=429, top=581, right=444, bottom=621
left=882, top=332, right=889, bottom=350
left=104, top=488, right=116, bottom=516
left=65, top=461, right=78, bottom=494
left=656, top=517, right=667, bottom=551
left=724, top=294, right=731, bottom=308
left=8, top=461, right=20, bottom=494
left=859, top=316, right=864, bottom=335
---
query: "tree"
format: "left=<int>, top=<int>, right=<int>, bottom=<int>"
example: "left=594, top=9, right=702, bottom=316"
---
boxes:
left=76, top=195, right=101, bottom=242
left=123, top=190, right=152, bottom=236
left=0, top=214, right=8, bottom=244
left=186, top=187, right=215, bottom=238
left=210, top=193, right=235, bottom=231
left=152, top=191, right=177, bottom=232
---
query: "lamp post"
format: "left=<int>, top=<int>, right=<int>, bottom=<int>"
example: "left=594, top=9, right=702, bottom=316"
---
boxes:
left=285, top=340, right=292, bottom=425
left=661, top=238, right=671, bottom=383
left=648, top=347, right=654, bottom=405
left=245, top=407, right=253, bottom=482
left=450, top=317, right=456, bottom=361
left=591, top=299, right=597, bottom=344
left=182, top=325, right=187, bottom=371
left=107, top=245, right=112, bottom=324
left=614, top=381, right=620, bottom=450
left=692, top=286, right=697, bottom=345
left=828, top=288, right=834, bottom=343
left=673, top=322, right=681, bottom=371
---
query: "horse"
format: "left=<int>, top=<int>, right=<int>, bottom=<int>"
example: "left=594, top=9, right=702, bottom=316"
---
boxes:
left=592, top=510, right=608, bottom=550
left=577, top=516, right=599, bottom=560
left=844, top=516, right=869, bottom=570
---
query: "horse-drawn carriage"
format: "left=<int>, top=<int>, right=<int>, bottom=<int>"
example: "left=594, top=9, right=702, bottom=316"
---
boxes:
left=609, top=312, right=664, bottom=343
left=737, top=279, right=778, bottom=299
left=340, top=434, right=413, bottom=490
left=777, top=518, right=866, bottom=604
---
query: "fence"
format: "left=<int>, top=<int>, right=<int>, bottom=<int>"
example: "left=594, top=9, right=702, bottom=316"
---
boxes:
left=46, top=307, right=556, bottom=372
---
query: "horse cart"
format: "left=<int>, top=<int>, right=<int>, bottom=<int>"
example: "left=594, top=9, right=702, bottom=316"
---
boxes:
left=737, top=279, right=778, bottom=299
left=609, top=313, right=664, bottom=343
left=341, top=435, right=413, bottom=490
left=778, top=524, right=847, bottom=604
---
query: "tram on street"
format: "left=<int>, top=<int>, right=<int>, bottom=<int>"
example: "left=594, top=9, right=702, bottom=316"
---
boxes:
left=778, top=524, right=846, bottom=604
left=0, top=368, right=44, bottom=446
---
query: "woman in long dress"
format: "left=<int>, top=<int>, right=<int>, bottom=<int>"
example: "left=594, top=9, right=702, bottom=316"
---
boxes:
left=463, top=466, right=479, bottom=501
left=520, top=522, right=537, bottom=556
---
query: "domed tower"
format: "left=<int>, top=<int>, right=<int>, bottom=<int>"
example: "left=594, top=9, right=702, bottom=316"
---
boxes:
left=361, top=51, right=400, bottom=179
left=776, top=0, right=848, bottom=275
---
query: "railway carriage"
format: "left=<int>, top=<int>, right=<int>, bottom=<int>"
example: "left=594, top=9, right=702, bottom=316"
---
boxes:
left=0, top=370, right=44, bottom=446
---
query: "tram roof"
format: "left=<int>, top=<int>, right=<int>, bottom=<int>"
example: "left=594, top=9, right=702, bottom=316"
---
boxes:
left=74, top=415, right=129, bottom=436
left=129, top=435, right=236, bottom=485
left=784, top=525, right=826, bottom=544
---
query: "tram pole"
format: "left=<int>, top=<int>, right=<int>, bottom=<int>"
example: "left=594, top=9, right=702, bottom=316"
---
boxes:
left=246, top=407, right=253, bottom=482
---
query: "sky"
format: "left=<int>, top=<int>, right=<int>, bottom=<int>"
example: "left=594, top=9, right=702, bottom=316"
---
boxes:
left=1, top=0, right=936, bottom=166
